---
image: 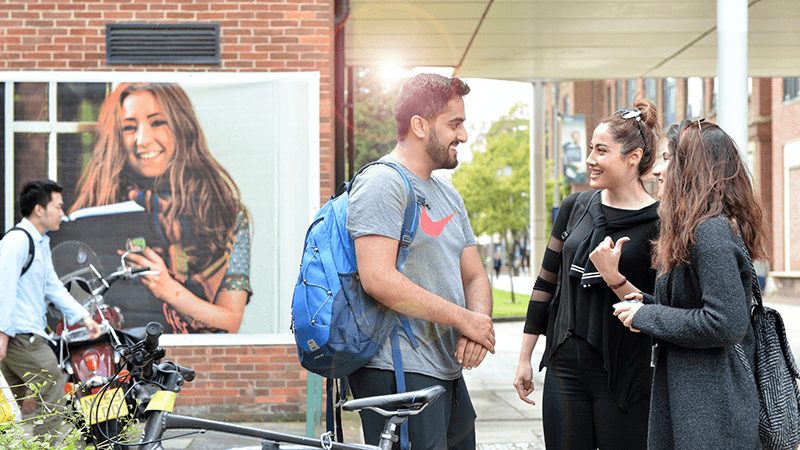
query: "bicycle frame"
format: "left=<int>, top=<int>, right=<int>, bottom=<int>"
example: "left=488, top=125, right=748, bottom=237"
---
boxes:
left=116, top=324, right=443, bottom=450
left=136, top=411, right=375, bottom=450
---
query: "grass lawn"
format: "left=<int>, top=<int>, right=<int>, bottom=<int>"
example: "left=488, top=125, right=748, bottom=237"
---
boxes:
left=492, top=288, right=530, bottom=317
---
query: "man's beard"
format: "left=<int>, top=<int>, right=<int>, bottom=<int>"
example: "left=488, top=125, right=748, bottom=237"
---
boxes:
left=426, top=128, right=458, bottom=170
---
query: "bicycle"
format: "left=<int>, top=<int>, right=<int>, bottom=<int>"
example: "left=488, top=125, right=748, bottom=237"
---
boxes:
left=91, top=322, right=444, bottom=450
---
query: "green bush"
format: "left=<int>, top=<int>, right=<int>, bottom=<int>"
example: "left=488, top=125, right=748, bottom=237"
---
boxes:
left=0, top=374, right=139, bottom=450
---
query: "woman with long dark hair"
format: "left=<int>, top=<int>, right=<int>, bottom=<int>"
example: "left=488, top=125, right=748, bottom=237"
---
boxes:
left=513, top=99, right=661, bottom=449
left=608, top=119, right=769, bottom=449
left=70, top=83, right=251, bottom=333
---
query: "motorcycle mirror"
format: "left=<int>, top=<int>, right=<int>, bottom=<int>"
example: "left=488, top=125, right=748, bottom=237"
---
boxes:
left=126, top=237, right=147, bottom=253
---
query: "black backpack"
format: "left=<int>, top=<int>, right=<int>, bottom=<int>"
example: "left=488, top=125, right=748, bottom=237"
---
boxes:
left=1, top=227, right=35, bottom=276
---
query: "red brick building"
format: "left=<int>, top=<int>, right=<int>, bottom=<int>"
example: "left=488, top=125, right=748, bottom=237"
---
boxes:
left=1, top=0, right=337, bottom=421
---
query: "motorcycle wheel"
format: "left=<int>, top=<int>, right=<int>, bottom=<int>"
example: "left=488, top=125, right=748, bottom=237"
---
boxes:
left=90, top=419, right=125, bottom=450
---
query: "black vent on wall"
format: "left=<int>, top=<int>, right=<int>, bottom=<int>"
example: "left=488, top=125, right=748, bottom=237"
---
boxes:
left=106, top=23, right=220, bottom=65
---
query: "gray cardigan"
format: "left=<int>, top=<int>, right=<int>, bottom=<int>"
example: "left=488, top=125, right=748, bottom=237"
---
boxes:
left=632, top=217, right=761, bottom=450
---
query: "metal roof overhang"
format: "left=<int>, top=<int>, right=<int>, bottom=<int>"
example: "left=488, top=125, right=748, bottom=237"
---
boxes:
left=345, top=0, right=800, bottom=81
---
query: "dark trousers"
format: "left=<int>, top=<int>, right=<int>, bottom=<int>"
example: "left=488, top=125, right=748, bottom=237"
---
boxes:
left=348, top=367, right=476, bottom=450
left=542, top=335, right=649, bottom=450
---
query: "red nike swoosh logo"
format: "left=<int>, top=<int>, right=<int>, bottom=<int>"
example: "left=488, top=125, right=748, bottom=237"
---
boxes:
left=421, top=208, right=456, bottom=237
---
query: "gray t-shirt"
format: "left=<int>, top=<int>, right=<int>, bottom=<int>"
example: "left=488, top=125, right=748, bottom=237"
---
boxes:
left=346, top=156, right=477, bottom=380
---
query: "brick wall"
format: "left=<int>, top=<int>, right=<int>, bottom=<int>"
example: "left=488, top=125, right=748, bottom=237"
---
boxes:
left=771, top=78, right=800, bottom=272
left=4, top=0, right=335, bottom=419
left=0, top=0, right=336, bottom=201
left=166, top=344, right=309, bottom=421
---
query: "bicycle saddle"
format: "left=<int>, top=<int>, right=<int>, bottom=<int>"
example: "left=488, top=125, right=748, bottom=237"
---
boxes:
left=342, top=385, right=444, bottom=413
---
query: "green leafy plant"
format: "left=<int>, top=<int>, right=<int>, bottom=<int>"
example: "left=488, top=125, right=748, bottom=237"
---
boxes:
left=0, top=373, right=140, bottom=450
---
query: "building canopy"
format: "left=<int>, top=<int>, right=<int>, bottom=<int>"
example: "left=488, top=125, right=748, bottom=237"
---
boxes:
left=345, top=0, right=800, bottom=80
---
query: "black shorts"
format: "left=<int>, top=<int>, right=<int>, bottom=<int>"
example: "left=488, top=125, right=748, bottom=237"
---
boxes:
left=348, top=367, right=476, bottom=450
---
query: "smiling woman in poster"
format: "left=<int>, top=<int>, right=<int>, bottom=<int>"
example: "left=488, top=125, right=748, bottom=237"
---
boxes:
left=70, top=82, right=252, bottom=334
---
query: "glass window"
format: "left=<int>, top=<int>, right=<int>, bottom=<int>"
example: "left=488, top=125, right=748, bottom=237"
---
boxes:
left=686, top=77, right=704, bottom=119
left=607, top=86, right=613, bottom=115
left=57, top=83, right=108, bottom=122
left=563, top=96, right=571, bottom=115
left=644, top=79, right=657, bottom=101
left=14, top=83, right=49, bottom=122
left=616, top=80, right=623, bottom=110
left=627, top=79, right=637, bottom=106
left=5, top=82, right=111, bottom=224
left=663, top=77, right=677, bottom=126
left=13, top=133, right=50, bottom=223
left=785, top=77, right=800, bottom=102
left=57, top=132, right=96, bottom=208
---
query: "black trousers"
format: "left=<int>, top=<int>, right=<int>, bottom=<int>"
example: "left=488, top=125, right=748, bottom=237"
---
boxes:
left=542, top=335, right=649, bottom=450
left=348, top=367, right=476, bottom=450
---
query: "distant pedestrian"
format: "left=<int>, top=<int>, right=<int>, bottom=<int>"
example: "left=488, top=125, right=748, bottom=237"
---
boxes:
left=493, top=253, right=502, bottom=278
left=607, top=119, right=769, bottom=449
left=514, top=99, right=661, bottom=449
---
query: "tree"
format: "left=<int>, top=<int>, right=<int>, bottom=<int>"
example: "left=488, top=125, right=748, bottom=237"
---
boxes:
left=452, top=104, right=530, bottom=302
left=352, top=68, right=404, bottom=171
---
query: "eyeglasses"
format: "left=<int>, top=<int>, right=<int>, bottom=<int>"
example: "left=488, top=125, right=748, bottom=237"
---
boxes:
left=614, top=108, right=647, bottom=153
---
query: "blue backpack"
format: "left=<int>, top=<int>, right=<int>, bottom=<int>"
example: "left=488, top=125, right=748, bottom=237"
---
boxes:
left=291, top=160, right=420, bottom=379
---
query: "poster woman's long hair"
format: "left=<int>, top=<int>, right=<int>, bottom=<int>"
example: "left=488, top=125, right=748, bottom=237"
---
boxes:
left=70, top=82, right=243, bottom=265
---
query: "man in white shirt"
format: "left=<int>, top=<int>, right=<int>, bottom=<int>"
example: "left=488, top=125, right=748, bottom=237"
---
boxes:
left=0, top=179, right=101, bottom=438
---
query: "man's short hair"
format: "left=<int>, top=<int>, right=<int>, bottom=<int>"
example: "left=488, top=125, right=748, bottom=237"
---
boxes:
left=19, top=179, right=63, bottom=217
left=395, top=73, right=470, bottom=141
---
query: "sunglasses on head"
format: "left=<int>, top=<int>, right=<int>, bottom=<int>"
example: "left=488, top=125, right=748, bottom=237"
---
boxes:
left=614, top=108, right=647, bottom=153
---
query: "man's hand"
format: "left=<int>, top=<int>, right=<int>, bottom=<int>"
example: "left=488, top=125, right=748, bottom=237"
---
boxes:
left=455, top=336, right=489, bottom=370
left=0, top=332, right=8, bottom=364
left=460, top=311, right=495, bottom=354
left=82, top=316, right=102, bottom=339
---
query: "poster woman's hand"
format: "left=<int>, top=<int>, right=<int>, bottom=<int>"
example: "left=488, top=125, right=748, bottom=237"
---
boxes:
left=119, top=247, right=179, bottom=300
left=118, top=248, right=248, bottom=333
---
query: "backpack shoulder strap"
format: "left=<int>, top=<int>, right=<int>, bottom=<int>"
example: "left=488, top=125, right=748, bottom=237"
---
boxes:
left=5, top=227, right=35, bottom=276
left=561, top=189, right=600, bottom=241
left=349, top=161, right=420, bottom=271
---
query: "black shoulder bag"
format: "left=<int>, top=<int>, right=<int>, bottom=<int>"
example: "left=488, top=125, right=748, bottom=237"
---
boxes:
left=734, top=238, right=800, bottom=450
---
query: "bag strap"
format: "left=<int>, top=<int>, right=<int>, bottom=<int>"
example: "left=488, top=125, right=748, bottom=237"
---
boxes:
left=346, top=161, right=420, bottom=345
left=733, top=234, right=762, bottom=380
left=6, top=227, right=35, bottom=277
left=737, top=235, right=764, bottom=314
left=561, top=190, right=600, bottom=241
left=347, top=160, right=420, bottom=271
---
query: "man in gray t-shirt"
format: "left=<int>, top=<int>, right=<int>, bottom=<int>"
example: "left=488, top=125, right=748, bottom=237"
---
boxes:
left=346, top=73, right=494, bottom=450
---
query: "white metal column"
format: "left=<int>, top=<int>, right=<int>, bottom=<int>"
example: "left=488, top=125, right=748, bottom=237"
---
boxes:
left=530, top=80, right=546, bottom=275
left=4, top=82, right=14, bottom=231
left=717, top=0, right=749, bottom=162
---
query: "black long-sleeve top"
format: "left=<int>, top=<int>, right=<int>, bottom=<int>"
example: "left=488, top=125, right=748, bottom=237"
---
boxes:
left=524, top=191, right=660, bottom=410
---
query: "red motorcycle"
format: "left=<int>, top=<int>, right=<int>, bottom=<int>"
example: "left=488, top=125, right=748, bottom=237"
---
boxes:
left=49, top=237, right=155, bottom=449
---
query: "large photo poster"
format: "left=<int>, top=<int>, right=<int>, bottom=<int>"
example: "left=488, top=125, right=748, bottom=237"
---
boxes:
left=561, top=115, right=587, bottom=184
left=2, top=73, right=320, bottom=338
